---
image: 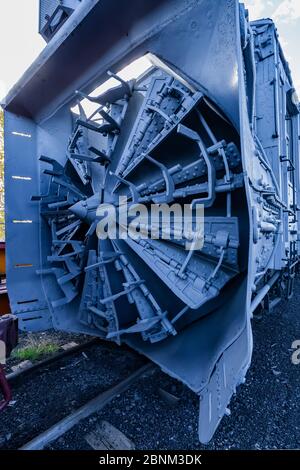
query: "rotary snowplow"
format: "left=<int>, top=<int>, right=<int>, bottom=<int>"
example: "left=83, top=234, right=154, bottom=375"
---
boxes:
left=3, top=0, right=299, bottom=441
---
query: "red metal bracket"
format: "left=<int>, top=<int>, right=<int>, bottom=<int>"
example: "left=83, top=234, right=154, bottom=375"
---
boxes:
left=0, top=363, right=11, bottom=412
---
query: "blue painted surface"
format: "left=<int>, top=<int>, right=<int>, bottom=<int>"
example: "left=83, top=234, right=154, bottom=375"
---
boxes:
left=3, top=1, right=299, bottom=443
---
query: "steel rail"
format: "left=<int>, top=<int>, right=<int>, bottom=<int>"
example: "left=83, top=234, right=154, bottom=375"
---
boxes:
left=20, top=363, right=154, bottom=450
left=6, top=338, right=100, bottom=384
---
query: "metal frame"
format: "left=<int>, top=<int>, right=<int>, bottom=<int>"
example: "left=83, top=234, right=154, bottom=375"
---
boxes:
left=3, top=0, right=299, bottom=443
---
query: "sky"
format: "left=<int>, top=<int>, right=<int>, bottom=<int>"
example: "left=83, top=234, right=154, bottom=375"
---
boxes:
left=0, top=0, right=300, bottom=101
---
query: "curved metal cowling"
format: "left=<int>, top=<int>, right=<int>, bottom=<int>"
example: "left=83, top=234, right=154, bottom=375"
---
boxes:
left=4, top=0, right=297, bottom=442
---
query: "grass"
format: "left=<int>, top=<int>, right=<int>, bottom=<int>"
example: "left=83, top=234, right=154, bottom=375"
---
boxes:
left=12, top=340, right=59, bottom=362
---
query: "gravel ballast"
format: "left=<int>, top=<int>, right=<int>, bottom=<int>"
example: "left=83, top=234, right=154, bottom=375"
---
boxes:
left=1, top=280, right=300, bottom=450
left=0, top=342, right=145, bottom=449
left=50, top=285, right=300, bottom=450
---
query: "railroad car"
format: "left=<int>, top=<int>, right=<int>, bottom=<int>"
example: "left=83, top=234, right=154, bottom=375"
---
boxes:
left=3, top=0, right=300, bottom=442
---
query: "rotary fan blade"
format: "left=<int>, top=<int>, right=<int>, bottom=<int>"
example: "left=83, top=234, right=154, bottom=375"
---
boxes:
left=35, top=65, right=245, bottom=344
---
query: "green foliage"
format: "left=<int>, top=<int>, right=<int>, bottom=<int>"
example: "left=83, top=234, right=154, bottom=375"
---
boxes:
left=12, top=343, right=59, bottom=362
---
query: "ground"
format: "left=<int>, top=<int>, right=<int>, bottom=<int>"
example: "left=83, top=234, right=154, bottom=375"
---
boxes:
left=1, top=279, right=300, bottom=450
left=49, top=282, right=300, bottom=450
left=6, top=330, right=90, bottom=372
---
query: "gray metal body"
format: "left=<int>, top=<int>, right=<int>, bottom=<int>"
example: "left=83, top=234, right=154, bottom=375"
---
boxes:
left=3, top=1, right=299, bottom=443
left=39, top=0, right=81, bottom=41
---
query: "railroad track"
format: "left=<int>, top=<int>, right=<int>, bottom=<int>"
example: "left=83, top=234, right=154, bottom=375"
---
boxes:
left=1, top=285, right=299, bottom=452
left=20, top=363, right=153, bottom=450
left=1, top=338, right=149, bottom=450
left=6, top=338, right=100, bottom=384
